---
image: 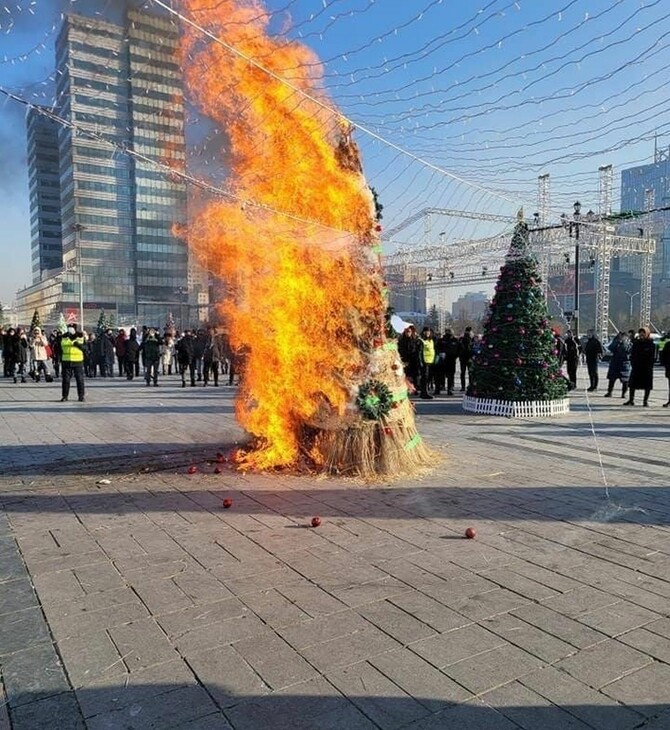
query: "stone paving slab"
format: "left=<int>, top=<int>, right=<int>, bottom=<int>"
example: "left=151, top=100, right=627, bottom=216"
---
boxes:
left=0, top=370, right=669, bottom=729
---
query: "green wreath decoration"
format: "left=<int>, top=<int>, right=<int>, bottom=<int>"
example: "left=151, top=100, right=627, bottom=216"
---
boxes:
left=356, top=379, right=394, bottom=420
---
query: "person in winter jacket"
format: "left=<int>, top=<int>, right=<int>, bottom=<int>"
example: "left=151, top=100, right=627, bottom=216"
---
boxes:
left=418, top=327, right=437, bottom=399
left=436, top=329, right=460, bottom=396
left=176, top=330, right=196, bottom=387
left=50, top=330, right=63, bottom=378
left=29, top=327, right=51, bottom=382
left=124, top=329, right=140, bottom=380
left=605, top=332, right=632, bottom=399
left=564, top=331, right=580, bottom=390
left=101, top=329, right=116, bottom=377
left=160, top=334, right=175, bottom=375
left=203, top=327, right=225, bottom=386
left=4, top=328, right=24, bottom=383
left=625, top=327, right=656, bottom=407
left=141, top=328, right=162, bottom=386
left=458, top=327, right=474, bottom=392
left=660, top=336, right=670, bottom=408
left=193, top=329, right=207, bottom=382
left=583, top=330, right=604, bottom=391
left=397, top=326, right=420, bottom=392
left=115, top=329, right=127, bottom=377
left=60, top=324, right=86, bottom=402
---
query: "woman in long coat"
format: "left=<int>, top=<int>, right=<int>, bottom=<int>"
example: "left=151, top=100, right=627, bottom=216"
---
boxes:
left=605, top=332, right=632, bottom=398
left=661, top=339, right=670, bottom=408
left=624, top=327, right=656, bottom=407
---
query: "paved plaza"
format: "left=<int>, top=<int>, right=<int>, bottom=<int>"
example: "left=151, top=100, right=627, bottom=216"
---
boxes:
left=0, top=368, right=669, bottom=729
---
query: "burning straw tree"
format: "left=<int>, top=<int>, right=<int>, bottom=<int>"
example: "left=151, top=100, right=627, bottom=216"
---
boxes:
left=180, top=0, right=431, bottom=477
left=464, top=220, right=569, bottom=417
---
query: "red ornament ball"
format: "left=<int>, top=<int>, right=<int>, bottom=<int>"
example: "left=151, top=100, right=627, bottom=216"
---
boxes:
left=222, top=498, right=233, bottom=509
left=384, top=427, right=392, bottom=435
left=515, top=358, right=523, bottom=366
left=465, top=527, right=477, bottom=539
left=187, top=465, right=198, bottom=474
left=311, top=516, right=322, bottom=528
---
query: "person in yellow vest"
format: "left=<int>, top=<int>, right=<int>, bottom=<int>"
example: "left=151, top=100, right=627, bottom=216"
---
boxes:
left=61, top=324, right=86, bottom=402
left=419, top=326, right=437, bottom=400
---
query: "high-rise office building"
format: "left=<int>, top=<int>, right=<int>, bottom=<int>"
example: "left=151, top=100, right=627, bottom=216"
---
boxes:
left=619, top=144, right=670, bottom=285
left=27, top=108, right=63, bottom=280
left=17, top=9, right=208, bottom=328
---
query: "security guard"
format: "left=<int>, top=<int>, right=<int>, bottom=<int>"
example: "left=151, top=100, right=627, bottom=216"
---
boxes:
left=61, top=323, right=86, bottom=402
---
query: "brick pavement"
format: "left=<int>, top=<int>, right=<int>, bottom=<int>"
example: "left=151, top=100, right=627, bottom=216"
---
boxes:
left=0, top=368, right=669, bottom=729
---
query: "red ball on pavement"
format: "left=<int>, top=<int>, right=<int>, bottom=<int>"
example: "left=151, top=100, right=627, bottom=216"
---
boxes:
left=465, top=527, right=476, bottom=539
left=187, top=465, right=198, bottom=474
left=223, top=498, right=233, bottom=509
left=311, top=516, right=322, bottom=528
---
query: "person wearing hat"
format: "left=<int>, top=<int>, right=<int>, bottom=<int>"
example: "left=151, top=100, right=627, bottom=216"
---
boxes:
left=60, top=323, right=86, bottom=402
left=29, top=327, right=52, bottom=382
left=624, top=326, right=655, bottom=407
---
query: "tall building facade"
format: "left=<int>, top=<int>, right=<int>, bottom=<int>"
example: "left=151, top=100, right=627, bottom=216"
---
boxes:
left=27, top=108, right=63, bottom=280
left=17, top=9, right=208, bottom=328
left=619, top=144, right=670, bottom=286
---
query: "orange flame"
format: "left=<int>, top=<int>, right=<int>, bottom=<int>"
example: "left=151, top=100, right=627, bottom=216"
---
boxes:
left=180, top=0, right=383, bottom=469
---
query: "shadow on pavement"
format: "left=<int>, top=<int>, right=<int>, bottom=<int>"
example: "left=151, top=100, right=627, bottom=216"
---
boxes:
left=5, top=684, right=668, bottom=730
left=1, top=483, right=668, bottom=525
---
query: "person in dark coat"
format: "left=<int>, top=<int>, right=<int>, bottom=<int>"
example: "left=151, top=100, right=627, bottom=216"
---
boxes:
left=458, top=327, right=473, bottom=392
left=397, top=326, right=420, bottom=392
left=436, top=329, right=459, bottom=396
left=102, top=329, right=116, bottom=377
left=203, top=327, right=224, bottom=387
left=176, top=330, right=196, bottom=387
left=124, top=329, right=140, bottom=380
left=624, top=327, right=655, bottom=407
left=3, top=328, right=23, bottom=383
left=605, top=332, right=632, bottom=399
left=564, top=331, right=580, bottom=390
left=140, top=328, right=162, bottom=386
left=193, top=329, right=207, bottom=382
left=583, top=330, right=604, bottom=391
left=660, top=336, right=670, bottom=407
left=115, top=329, right=127, bottom=377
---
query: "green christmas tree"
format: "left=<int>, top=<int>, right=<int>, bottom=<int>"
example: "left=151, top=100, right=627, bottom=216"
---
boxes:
left=57, top=312, right=67, bottom=334
left=96, top=309, right=114, bottom=333
left=467, top=222, right=568, bottom=402
left=30, top=309, right=41, bottom=331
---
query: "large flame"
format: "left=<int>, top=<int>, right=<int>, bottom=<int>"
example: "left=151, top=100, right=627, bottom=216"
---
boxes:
left=180, top=0, right=384, bottom=469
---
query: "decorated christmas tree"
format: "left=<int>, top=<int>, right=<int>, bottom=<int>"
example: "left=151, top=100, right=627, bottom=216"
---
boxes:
left=96, top=309, right=114, bottom=333
left=30, top=309, right=41, bottom=331
left=57, top=313, right=67, bottom=334
left=465, top=220, right=569, bottom=415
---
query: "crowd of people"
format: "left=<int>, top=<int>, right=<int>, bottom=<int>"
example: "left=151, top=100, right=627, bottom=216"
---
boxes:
left=0, top=324, right=236, bottom=402
left=2, top=321, right=669, bottom=407
left=398, top=324, right=670, bottom=407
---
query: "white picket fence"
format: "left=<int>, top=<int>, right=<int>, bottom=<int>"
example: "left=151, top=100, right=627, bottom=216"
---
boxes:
left=462, top=395, right=570, bottom=418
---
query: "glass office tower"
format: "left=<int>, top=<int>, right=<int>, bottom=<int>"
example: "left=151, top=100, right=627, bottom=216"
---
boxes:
left=620, top=146, right=670, bottom=283
left=27, top=108, right=63, bottom=281
left=17, top=9, right=207, bottom=328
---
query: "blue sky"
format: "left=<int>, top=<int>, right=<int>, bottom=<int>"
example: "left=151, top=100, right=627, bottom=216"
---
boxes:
left=1, top=0, right=669, bottom=305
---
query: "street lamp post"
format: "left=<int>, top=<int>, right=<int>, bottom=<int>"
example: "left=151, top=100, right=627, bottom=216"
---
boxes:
left=72, top=223, right=85, bottom=330
left=625, top=290, right=640, bottom=320
left=571, top=201, right=581, bottom=337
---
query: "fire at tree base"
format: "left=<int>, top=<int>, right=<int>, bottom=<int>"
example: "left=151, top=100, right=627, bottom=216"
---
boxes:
left=305, top=349, right=433, bottom=479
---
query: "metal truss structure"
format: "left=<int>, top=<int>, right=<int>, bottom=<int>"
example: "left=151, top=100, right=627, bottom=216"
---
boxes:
left=383, top=192, right=657, bottom=338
